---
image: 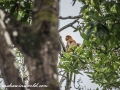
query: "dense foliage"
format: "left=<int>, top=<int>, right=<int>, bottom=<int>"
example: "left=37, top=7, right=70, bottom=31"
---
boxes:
left=0, top=0, right=32, bottom=24
left=59, top=0, right=120, bottom=89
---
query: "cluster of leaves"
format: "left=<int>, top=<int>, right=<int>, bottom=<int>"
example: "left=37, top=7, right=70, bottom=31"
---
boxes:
left=58, top=46, right=89, bottom=80
left=0, top=0, right=33, bottom=24
left=13, top=47, right=28, bottom=81
left=75, top=0, right=120, bottom=89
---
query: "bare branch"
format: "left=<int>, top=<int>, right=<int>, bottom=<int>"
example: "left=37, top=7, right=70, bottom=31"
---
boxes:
left=71, top=0, right=77, bottom=6
left=71, top=25, right=76, bottom=29
left=65, top=72, right=71, bottom=90
left=59, top=18, right=80, bottom=32
left=58, top=69, right=64, bottom=74
left=59, top=36, right=66, bottom=52
left=59, top=15, right=82, bottom=20
left=59, top=72, right=66, bottom=86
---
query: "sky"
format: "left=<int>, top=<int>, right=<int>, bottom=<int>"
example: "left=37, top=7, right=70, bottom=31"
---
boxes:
left=59, top=0, right=101, bottom=90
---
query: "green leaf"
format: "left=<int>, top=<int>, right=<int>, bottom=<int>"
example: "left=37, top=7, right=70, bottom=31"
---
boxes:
left=81, top=33, right=88, bottom=40
left=111, top=56, right=119, bottom=61
left=89, top=51, right=93, bottom=60
left=101, top=25, right=109, bottom=35
left=102, top=35, right=111, bottom=44
left=69, top=72, right=73, bottom=80
left=96, top=87, right=99, bottom=90
left=96, top=23, right=109, bottom=40
left=93, top=0, right=101, bottom=12
left=77, top=47, right=83, bottom=54
left=10, top=5, right=15, bottom=15
left=71, top=69, right=79, bottom=74
left=116, top=3, right=120, bottom=16
left=22, top=14, right=29, bottom=22
left=99, top=53, right=106, bottom=58
left=83, top=40, right=91, bottom=47
left=58, top=65, right=69, bottom=71
left=73, top=27, right=81, bottom=32
left=62, top=52, right=70, bottom=58
left=80, top=5, right=88, bottom=13
left=24, top=2, right=31, bottom=9
left=87, top=26, right=94, bottom=39
left=87, top=74, right=92, bottom=78
left=115, top=31, right=120, bottom=40
left=78, top=0, right=86, bottom=4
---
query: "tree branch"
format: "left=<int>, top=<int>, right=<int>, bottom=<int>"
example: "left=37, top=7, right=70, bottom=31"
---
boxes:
left=59, top=15, right=82, bottom=20
left=59, top=18, right=80, bottom=32
left=0, top=10, right=25, bottom=90
left=59, top=72, right=66, bottom=86
left=71, top=25, right=77, bottom=29
left=59, top=36, right=66, bottom=52
left=65, top=72, right=71, bottom=90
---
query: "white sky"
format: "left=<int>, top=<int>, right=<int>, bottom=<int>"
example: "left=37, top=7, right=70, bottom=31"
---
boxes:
left=59, top=0, right=101, bottom=90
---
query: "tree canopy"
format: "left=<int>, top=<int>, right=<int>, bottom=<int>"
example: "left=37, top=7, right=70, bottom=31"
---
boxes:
left=59, top=0, right=120, bottom=90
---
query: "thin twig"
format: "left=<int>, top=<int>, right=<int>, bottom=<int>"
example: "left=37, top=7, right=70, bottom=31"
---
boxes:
left=59, top=36, right=66, bottom=52
left=59, top=18, right=80, bottom=32
left=58, top=69, right=64, bottom=74
left=59, top=15, right=82, bottom=20
left=71, top=25, right=76, bottom=29
left=71, top=0, right=77, bottom=6
left=59, top=72, right=66, bottom=86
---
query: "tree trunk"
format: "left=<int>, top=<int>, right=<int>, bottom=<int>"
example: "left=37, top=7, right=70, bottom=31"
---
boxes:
left=0, top=22, right=25, bottom=90
left=0, top=0, right=60, bottom=90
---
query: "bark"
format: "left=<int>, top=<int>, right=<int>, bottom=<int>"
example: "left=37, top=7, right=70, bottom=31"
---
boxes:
left=0, top=23, right=25, bottom=90
left=28, top=1, right=60, bottom=89
left=65, top=73, right=71, bottom=90
left=1, top=0, right=60, bottom=90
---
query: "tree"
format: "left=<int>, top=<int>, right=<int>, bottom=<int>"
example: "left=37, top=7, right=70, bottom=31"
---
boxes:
left=0, top=0, right=60, bottom=90
left=1, top=0, right=120, bottom=90
left=79, top=0, right=120, bottom=89
left=59, top=0, right=120, bottom=90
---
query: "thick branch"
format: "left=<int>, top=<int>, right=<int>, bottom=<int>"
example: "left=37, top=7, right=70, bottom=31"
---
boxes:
left=0, top=14, right=25, bottom=90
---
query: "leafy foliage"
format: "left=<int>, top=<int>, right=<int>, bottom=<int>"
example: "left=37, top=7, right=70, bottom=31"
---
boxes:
left=59, top=46, right=89, bottom=80
left=78, top=0, right=120, bottom=89
left=59, top=0, right=120, bottom=89
left=0, top=0, right=32, bottom=24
